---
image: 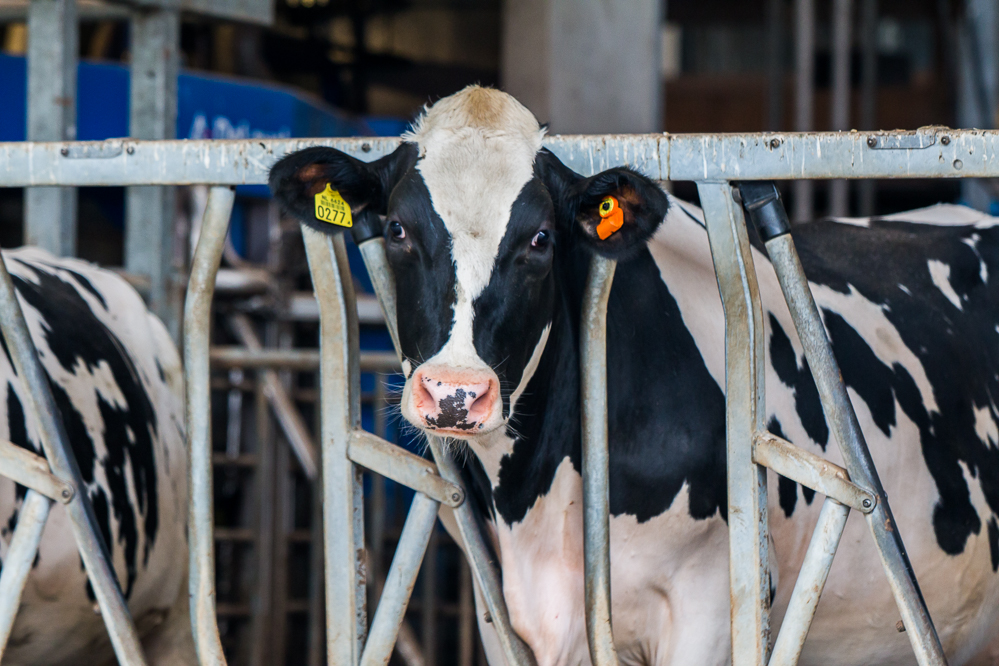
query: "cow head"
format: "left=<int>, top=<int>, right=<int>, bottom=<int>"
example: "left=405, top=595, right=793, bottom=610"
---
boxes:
left=270, top=86, right=668, bottom=439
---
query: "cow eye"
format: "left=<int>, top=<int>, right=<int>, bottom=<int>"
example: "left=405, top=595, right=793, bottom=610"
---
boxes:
left=388, top=221, right=406, bottom=240
left=531, top=230, right=551, bottom=249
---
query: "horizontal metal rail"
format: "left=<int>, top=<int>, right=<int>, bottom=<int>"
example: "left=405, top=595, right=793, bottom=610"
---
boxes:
left=2, top=127, right=997, bottom=188
left=209, top=346, right=400, bottom=373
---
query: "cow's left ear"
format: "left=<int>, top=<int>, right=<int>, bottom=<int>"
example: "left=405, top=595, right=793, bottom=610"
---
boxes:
left=536, top=149, right=669, bottom=260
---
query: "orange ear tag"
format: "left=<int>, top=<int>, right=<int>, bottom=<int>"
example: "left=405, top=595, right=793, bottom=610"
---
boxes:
left=596, top=196, right=624, bottom=240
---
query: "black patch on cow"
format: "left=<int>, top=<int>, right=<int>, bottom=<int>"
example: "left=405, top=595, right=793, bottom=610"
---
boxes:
left=0, top=331, right=14, bottom=376
left=385, top=169, right=457, bottom=368
left=792, top=219, right=999, bottom=558
left=768, top=417, right=798, bottom=518
left=768, top=314, right=829, bottom=450
left=6, top=385, right=37, bottom=502
left=155, top=358, right=165, bottom=383
left=427, top=388, right=476, bottom=430
left=37, top=262, right=109, bottom=311
left=493, top=246, right=727, bottom=525
left=988, top=517, right=999, bottom=573
left=10, top=262, right=160, bottom=598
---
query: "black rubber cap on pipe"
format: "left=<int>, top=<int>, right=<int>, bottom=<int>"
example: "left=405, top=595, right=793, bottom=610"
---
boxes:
left=737, top=181, right=791, bottom=242
left=349, top=209, right=384, bottom=245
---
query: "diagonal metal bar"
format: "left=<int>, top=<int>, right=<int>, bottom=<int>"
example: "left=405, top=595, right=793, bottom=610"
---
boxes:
left=698, top=181, right=772, bottom=666
left=0, top=248, right=148, bottom=665
left=0, top=439, right=73, bottom=503
left=764, top=233, right=947, bottom=664
left=354, top=236, right=536, bottom=666
left=0, top=490, right=52, bottom=660
left=752, top=433, right=875, bottom=514
left=579, top=255, right=620, bottom=666
left=348, top=430, right=464, bottom=508
left=184, top=185, right=236, bottom=665
left=360, top=492, right=439, bottom=666
left=768, top=498, right=850, bottom=666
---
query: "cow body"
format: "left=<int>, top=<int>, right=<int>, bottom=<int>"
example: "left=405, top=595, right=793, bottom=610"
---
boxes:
left=0, top=248, right=192, bottom=666
left=271, top=87, right=999, bottom=665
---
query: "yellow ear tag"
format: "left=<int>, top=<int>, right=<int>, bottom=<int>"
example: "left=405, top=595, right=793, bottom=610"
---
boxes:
left=314, top=184, right=353, bottom=228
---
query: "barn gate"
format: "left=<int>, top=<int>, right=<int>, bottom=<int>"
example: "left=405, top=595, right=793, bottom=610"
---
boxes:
left=0, top=128, right=991, bottom=666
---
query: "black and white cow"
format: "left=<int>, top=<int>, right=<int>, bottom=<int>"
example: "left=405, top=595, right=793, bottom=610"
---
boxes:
left=271, top=87, right=999, bottom=665
left=0, top=248, right=193, bottom=666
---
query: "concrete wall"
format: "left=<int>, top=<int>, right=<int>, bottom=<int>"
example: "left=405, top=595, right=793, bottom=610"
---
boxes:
left=502, top=0, right=661, bottom=134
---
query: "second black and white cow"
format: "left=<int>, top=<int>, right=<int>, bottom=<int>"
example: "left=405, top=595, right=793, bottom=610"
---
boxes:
left=272, top=87, right=999, bottom=665
left=0, top=248, right=193, bottom=666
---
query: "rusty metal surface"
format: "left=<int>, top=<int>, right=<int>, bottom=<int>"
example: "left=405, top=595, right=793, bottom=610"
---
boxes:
left=764, top=234, right=947, bottom=665
left=769, top=498, right=850, bottom=666
left=752, top=432, right=875, bottom=514
left=184, top=186, right=235, bottom=665
left=579, top=255, right=621, bottom=666
left=699, top=181, right=771, bottom=666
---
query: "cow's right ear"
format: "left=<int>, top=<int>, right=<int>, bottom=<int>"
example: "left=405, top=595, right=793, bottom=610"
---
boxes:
left=269, top=143, right=416, bottom=233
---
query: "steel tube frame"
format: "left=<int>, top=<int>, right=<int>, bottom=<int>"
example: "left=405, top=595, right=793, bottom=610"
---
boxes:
left=0, top=490, right=52, bottom=659
left=0, top=227, right=148, bottom=665
left=579, top=255, right=620, bottom=666
left=763, top=233, right=946, bottom=663
left=360, top=492, right=439, bottom=666
left=184, top=185, right=235, bottom=665
left=768, top=499, right=850, bottom=666
left=3, top=130, right=976, bottom=666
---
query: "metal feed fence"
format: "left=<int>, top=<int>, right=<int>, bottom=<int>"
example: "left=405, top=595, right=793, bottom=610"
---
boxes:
left=1, top=127, right=994, bottom=665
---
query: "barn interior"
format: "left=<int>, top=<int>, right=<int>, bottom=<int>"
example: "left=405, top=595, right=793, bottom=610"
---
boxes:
left=0, top=0, right=996, bottom=664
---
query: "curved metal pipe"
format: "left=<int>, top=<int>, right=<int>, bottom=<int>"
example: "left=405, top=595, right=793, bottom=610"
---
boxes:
left=579, top=255, right=620, bottom=666
left=184, top=185, right=235, bottom=665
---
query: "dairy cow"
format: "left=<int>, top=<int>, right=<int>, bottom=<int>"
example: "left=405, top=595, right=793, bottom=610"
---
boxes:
left=271, top=87, right=999, bottom=665
left=0, top=248, right=193, bottom=666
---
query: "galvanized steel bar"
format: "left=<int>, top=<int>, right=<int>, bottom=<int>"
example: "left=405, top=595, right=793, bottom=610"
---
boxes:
left=769, top=498, right=851, bottom=666
left=828, top=0, right=853, bottom=216
left=25, top=0, right=78, bottom=255
left=0, top=439, right=73, bottom=503
left=792, top=0, right=815, bottom=221
left=698, top=181, right=771, bottom=666
left=184, top=185, right=235, bottom=666
left=763, top=233, right=948, bottom=664
left=0, top=490, right=51, bottom=659
left=126, top=7, right=180, bottom=334
left=302, top=227, right=365, bottom=665
left=360, top=492, right=439, bottom=666
left=228, top=314, right=319, bottom=480
left=355, top=237, right=535, bottom=666
left=0, top=246, right=148, bottom=665
left=752, top=432, right=875, bottom=514
left=9, top=130, right=999, bottom=186
left=348, top=431, right=464, bottom=508
left=579, top=255, right=620, bottom=666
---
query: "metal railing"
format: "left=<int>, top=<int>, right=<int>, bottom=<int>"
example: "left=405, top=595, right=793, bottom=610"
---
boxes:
left=1, top=127, right=991, bottom=665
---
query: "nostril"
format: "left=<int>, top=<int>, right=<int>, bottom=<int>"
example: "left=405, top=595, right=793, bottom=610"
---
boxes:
left=465, top=382, right=495, bottom=422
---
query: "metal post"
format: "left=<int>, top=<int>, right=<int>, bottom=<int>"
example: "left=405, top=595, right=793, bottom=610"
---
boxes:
left=858, top=0, right=879, bottom=216
left=698, top=181, right=770, bottom=666
left=360, top=492, right=439, bottom=666
left=355, top=237, right=534, bottom=665
left=0, top=490, right=52, bottom=658
left=422, top=525, right=439, bottom=666
left=0, top=246, right=148, bottom=665
left=829, top=0, right=853, bottom=217
left=793, top=0, right=815, bottom=222
left=766, top=0, right=784, bottom=131
left=126, top=8, right=180, bottom=335
left=25, top=0, right=78, bottom=255
left=302, top=227, right=365, bottom=665
left=768, top=498, right=850, bottom=666
left=184, top=185, right=236, bottom=666
left=763, top=234, right=948, bottom=665
left=580, top=255, right=620, bottom=666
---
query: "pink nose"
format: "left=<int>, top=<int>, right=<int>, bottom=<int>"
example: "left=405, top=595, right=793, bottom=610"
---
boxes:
left=411, top=368, right=496, bottom=432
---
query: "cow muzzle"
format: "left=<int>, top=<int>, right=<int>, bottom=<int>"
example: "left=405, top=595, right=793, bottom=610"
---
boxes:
left=406, top=365, right=501, bottom=436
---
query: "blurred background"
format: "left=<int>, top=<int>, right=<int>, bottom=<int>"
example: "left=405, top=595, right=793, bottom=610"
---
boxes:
left=0, top=0, right=996, bottom=664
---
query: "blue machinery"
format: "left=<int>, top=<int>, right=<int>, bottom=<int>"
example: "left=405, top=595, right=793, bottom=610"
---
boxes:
left=1, top=128, right=991, bottom=664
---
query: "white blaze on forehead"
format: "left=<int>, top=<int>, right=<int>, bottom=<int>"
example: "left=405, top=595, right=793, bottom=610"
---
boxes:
left=405, top=86, right=545, bottom=369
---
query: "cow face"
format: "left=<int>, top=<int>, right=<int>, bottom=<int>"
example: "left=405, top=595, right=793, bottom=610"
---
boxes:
left=271, top=87, right=668, bottom=439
